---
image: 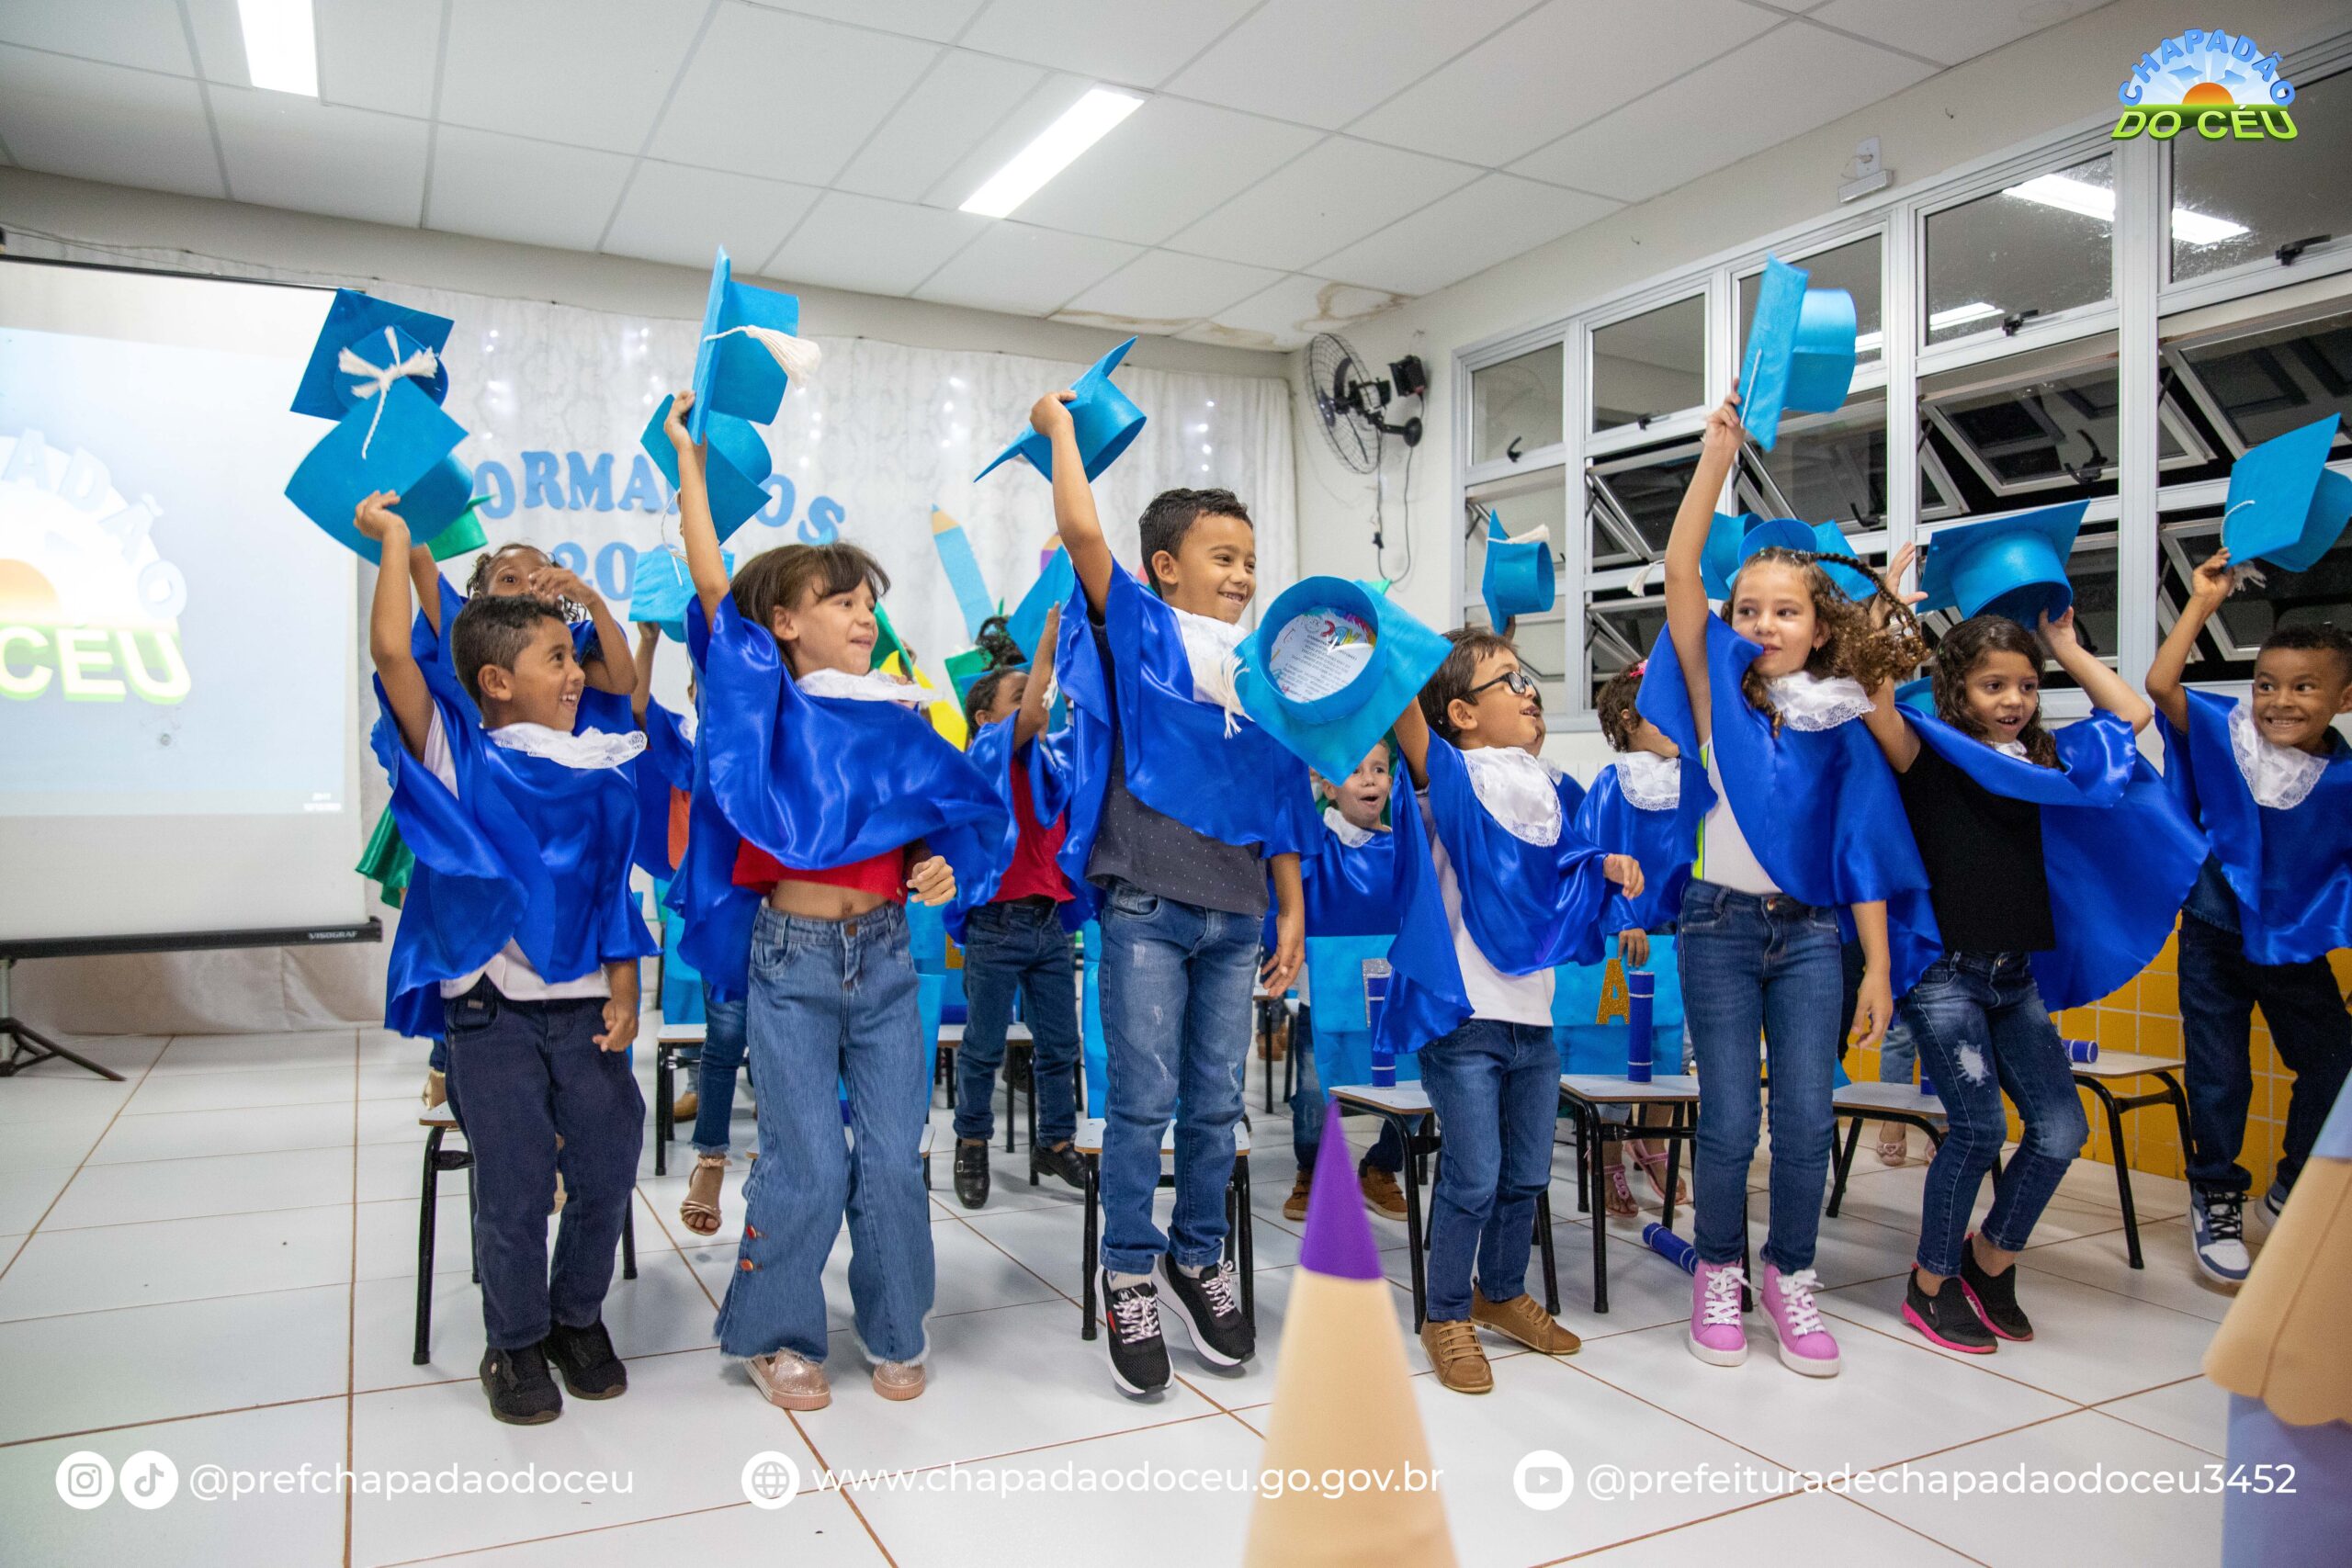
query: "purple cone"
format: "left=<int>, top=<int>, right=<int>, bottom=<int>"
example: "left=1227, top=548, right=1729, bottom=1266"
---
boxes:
left=1298, top=1099, right=1384, bottom=1280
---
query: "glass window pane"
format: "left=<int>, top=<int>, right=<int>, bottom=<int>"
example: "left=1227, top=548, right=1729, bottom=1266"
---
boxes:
left=2157, top=508, right=2352, bottom=682
left=1586, top=440, right=1701, bottom=569
left=1469, top=343, right=1563, bottom=464
left=2168, top=306, right=2352, bottom=454
left=1924, top=153, right=2114, bottom=345
left=1923, top=361, right=2201, bottom=502
left=2171, top=71, right=2352, bottom=283
left=1592, top=296, right=1705, bottom=433
left=1738, top=235, right=1883, bottom=366
left=1741, top=397, right=1894, bottom=530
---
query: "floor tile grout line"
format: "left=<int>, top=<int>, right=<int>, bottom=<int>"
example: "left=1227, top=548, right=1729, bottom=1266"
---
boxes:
left=1535, top=1492, right=1826, bottom=1566
left=370, top=1500, right=762, bottom=1568
left=0, top=1037, right=173, bottom=1290
left=0, top=1388, right=353, bottom=1451
left=829, top=1410, right=1238, bottom=1487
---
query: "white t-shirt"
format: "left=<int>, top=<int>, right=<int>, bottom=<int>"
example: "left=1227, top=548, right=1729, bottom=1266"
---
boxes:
left=1422, top=794, right=1554, bottom=1027
left=1696, top=742, right=1778, bottom=897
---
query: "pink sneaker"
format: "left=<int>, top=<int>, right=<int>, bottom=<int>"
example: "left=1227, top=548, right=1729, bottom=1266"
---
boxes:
left=1757, top=1263, right=1840, bottom=1377
left=1687, top=1260, right=1747, bottom=1366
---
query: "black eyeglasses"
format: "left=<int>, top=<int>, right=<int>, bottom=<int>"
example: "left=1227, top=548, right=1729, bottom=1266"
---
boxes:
left=1465, top=668, right=1541, bottom=702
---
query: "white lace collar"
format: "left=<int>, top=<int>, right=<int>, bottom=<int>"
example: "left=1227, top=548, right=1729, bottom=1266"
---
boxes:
left=489, top=724, right=647, bottom=771
left=1765, top=671, right=1874, bottom=732
left=1170, top=604, right=1249, bottom=733
left=1614, top=749, right=1681, bottom=810
left=1459, top=745, right=1566, bottom=846
left=797, top=667, right=929, bottom=706
left=2230, top=696, right=2329, bottom=809
left=1994, top=739, right=2029, bottom=761
left=1321, top=805, right=1384, bottom=847
left=678, top=705, right=700, bottom=746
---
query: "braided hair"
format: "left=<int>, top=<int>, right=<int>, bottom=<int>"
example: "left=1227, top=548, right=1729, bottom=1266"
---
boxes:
left=1726, top=546, right=1926, bottom=731
left=959, top=615, right=1030, bottom=739
left=1930, top=615, right=2060, bottom=767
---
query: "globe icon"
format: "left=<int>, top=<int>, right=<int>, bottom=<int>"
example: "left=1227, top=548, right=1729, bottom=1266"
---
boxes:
left=741, top=1451, right=799, bottom=1509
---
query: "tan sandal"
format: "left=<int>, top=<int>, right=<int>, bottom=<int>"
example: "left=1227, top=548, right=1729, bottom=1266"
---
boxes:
left=680, top=1153, right=726, bottom=1235
left=1628, top=1141, right=1689, bottom=1206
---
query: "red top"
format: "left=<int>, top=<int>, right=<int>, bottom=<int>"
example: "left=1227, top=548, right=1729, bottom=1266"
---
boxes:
left=732, top=841, right=908, bottom=902
left=994, top=755, right=1071, bottom=905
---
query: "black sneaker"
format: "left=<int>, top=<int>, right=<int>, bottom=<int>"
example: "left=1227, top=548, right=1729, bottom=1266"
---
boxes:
left=954, top=1138, right=990, bottom=1209
left=1901, top=1270, right=1996, bottom=1354
left=544, top=1318, right=628, bottom=1399
left=1100, top=1269, right=1170, bottom=1396
left=481, top=1342, right=562, bottom=1424
left=1158, top=1254, right=1254, bottom=1368
left=1959, top=1239, right=2033, bottom=1341
left=2262, top=1179, right=2290, bottom=1223
left=1034, top=1140, right=1088, bottom=1192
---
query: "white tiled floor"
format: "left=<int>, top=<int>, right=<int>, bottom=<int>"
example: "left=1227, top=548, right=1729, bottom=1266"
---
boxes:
left=0, top=1027, right=2256, bottom=1565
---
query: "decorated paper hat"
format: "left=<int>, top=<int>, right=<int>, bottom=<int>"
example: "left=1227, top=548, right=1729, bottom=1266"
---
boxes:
left=1700, top=511, right=1875, bottom=600
left=284, top=378, right=475, bottom=565
left=1239, top=577, right=1448, bottom=785
left=1480, top=511, right=1555, bottom=631
left=687, top=247, right=817, bottom=443
left=2222, top=413, right=2352, bottom=574
left=1739, top=255, right=1858, bottom=452
left=628, top=544, right=732, bottom=644
left=639, top=394, right=774, bottom=543
left=976, top=337, right=1148, bottom=483
left=1006, top=546, right=1077, bottom=659
left=290, top=288, right=454, bottom=421
left=1918, top=501, right=2088, bottom=626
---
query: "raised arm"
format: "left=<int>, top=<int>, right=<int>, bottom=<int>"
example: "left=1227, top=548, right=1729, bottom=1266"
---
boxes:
left=2146, top=547, right=2233, bottom=734
left=1392, top=695, right=1431, bottom=788
left=354, top=492, right=434, bottom=761
left=1857, top=541, right=1924, bottom=771
left=2041, top=608, right=2151, bottom=732
left=631, top=621, right=660, bottom=725
left=661, top=390, right=730, bottom=617
left=1032, top=391, right=1114, bottom=615
left=526, top=559, right=633, bottom=696
left=1013, top=604, right=1060, bottom=749
left=1663, top=393, right=1745, bottom=745
left=409, top=543, right=446, bottom=637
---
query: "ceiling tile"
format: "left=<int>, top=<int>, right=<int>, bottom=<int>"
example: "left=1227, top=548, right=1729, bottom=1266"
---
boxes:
left=601, top=161, right=821, bottom=270
left=957, top=0, right=1261, bottom=88
left=316, top=0, right=447, bottom=117
left=739, top=0, right=989, bottom=41
left=424, top=125, right=635, bottom=252
left=833, top=48, right=1044, bottom=203
left=651, top=5, right=939, bottom=184
left=0, top=45, right=222, bottom=197
left=763, top=190, right=987, bottom=297
left=1166, top=0, right=1534, bottom=129
left=1057, top=250, right=1285, bottom=331
left=1808, top=0, right=2106, bottom=68
left=1510, top=23, right=1934, bottom=201
left=1181, top=274, right=1408, bottom=351
left=0, top=0, right=193, bottom=75
left=1168, top=135, right=1477, bottom=272
left=438, top=0, right=707, bottom=155
left=210, top=86, right=429, bottom=225
left=1311, top=172, right=1618, bottom=296
left=912, top=222, right=1141, bottom=316
left=1361, top=0, right=1775, bottom=167
left=1007, top=96, right=1320, bottom=245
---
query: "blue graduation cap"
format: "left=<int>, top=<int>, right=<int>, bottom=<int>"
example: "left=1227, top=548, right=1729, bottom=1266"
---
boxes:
left=1006, top=547, right=1077, bottom=659
left=687, top=247, right=813, bottom=443
left=977, top=338, right=1148, bottom=483
left=1700, top=511, right=1875, bottom=600
left=1918, top=501, right=2088, bottom=626
left=2222, top=413, right=2352, bottom=573
left=640, top=395, right=774, bottom=544
left=1481, top=512, right=1555, bottom=631
left=284, top=378, right=475, bottom=565
left=1739, top=255, right=1857, bottom=452
left=290, top=288, right=454, bottom=421
left=628, top=544, right=733, bottom=644
left=1238, top=577, right=1448, bottom=785
left=1894, top=676, right=1935, bottom=716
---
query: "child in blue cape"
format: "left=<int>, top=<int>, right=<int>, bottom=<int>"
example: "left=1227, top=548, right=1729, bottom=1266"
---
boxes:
left=1643, top=392, right=1933, bottom=1381
left=356, top=493, right=655, bottom=1428
left=1388, top=631, right=1644, bottom=1394
left=2148, top=547, right=2352, bottom=1287
left=1280, top=743, right=1412, bottom=1225
left=1024, top=390, right=1317, bottom=1397
left=662, top=391, right=1012, bottom=1413
left=1860, top=595, right=2197, bottom=1353
left=949, top=608, right=1088, bottom=1205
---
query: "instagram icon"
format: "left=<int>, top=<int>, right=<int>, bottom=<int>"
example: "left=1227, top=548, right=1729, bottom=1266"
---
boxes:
left=55, top=1450, right=114, bottom=1510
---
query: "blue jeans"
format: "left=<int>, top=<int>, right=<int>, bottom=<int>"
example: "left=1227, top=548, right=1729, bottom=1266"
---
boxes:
left=692, top=983, right=749, bottom=1156
left=953, top=899, right=1081, bottom=1146
left=1679, top=881, right=1843, bottom=1271
left=1096, top=880, right=1259, bottom=1277
left=441, top=982, right=644, bottom=1350
left=1898, top=953, right=2087, bottom=1277
left=1417, top=1018, right=1558, bottom=1321
left=1287, top=1006, right=1408, bottom=1174
left=2177, top=912, right=2352, bottom=1195
left=717, top=904, right=933, bottom=1364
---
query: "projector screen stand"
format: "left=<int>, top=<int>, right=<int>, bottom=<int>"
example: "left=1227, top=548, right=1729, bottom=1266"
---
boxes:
left=0, top=959, right=123, bottom=1082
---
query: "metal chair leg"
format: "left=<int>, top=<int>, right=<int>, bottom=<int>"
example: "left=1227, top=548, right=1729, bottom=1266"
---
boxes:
left=413, top=1126, right=444, bottom=1366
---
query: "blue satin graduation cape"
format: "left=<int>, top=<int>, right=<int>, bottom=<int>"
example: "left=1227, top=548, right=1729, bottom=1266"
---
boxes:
left=1372, top=772, right=1476, bottom=1055
left=1300, top=818, right=1399, bottom=939
left=2162, top=690, right=2352, bottom=965
left=1052, top=570, right=1319, bottom=919
left=1571, top=758, right=1702, bottom=937
left=948, top=718, right=1083, bottom=941
left=1907, top=709, right=2205, bottom=1010
left=1426, top=736, right=1615, bottom=974
left=414, top=578, right=634, bottom=734
left=373, top=682, right=657, bottom=1040
left=1636, top=615, right=1939, bottom=995
left=630, top=698, right=695, bottom=882
left=684, top=594, right=1015, bottom=998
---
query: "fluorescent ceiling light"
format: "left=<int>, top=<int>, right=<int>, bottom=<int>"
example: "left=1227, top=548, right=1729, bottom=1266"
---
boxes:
left=238, top=0, right=319, bottom=96
left=1851, top=300, right=1997, bottom=353
left=2171, top=208, right=2251, bottom=246
left=960, top=87, right=1144, bottom=219
left=2003, top=171, right=2248, bottom=248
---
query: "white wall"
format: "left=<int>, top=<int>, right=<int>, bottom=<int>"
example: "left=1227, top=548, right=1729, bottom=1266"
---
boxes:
left=1292, top=0, right=2341, bottom=784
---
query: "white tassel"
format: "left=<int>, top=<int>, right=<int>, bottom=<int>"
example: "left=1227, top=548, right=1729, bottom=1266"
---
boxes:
left=1204, top=649, right=1247, bottom=739
left=2219, top=499, right=2267, bottom=590
left=337, top=326, right=441, bottom=459
left=704, top=323, right=822, bottom=383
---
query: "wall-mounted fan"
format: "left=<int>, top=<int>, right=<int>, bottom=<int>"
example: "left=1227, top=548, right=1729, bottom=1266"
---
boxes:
left=1306, top=333, right=1425, bottom=476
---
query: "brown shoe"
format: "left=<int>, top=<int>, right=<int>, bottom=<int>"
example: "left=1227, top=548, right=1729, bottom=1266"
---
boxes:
left=673, top=1089, right=700, bottom=1122
left=1283, top=1168, right=1312, bottom=1223
left=1420, top=1317, right=1492, bottom=1393
left=872, top=1360, right=925, bottom=1401
left=1472, top=1289, right=1581, bottom=1355
left=1360, top=1165, right=1408, bottom=1222
left=422, top=1067, right=447, bottom=1111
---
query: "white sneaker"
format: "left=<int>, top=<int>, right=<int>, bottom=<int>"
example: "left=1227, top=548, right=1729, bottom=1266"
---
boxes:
left=2189, top=1189, right=2251, bottom=1286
